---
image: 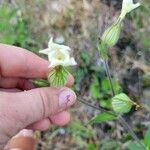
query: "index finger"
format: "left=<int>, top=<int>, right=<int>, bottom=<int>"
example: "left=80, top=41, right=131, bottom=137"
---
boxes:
left=0, top=44, right=48, bottom=78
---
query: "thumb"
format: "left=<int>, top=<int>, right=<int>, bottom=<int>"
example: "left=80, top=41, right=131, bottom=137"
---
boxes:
left=0, top=87, right=76, bottom=141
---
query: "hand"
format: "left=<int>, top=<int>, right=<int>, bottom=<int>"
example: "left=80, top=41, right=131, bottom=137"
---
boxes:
left=0, top=44, right=76, bottom=149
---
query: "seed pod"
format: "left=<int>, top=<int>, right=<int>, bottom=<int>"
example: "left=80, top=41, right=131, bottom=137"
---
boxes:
left=48, top=65, right=68, bottom=88
left=111, top=93, right=135, bottom=114
left=101, top=21, right=122, bottom=48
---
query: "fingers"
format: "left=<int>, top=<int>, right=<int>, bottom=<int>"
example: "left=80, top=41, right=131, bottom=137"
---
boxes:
left=50, top=110, right=71, bottom=126
left=6, top=129, right=35, bottom=150
left=0, top=77, right=34, bottom=90
left=27, top=118, right=51, bottom=131
left=0, top=87, right=76, bottom=136
left=0, top=88, right=21, bottom=93
left=66, top=74, right=74, bottom=87
left=0, top=73, right=74, bottom=90
left=28, top=110, right=71, bottom=131
left=0, top=44, right=48, bottom=78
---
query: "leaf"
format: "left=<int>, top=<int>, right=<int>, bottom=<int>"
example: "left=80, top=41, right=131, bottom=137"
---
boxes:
left=89, top=112, right=116, bottom=124
left=87, top=143, right=96, bottom=150
left=32, top=79, right=49, bottom=87
left=144, top=127, right=150, bottom=148
left=48, top=66, right=69, bottom=88
left=128, top=142, right=145, bottom=150
left=100, top=99, right=112, bottom=109
left=112, top=93, right=135, bottom=114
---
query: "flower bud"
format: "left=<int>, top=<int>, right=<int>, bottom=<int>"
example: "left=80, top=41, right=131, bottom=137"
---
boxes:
left=101, top=21, right=122, bottom=48
left=48, top=66, right=69, bottom=87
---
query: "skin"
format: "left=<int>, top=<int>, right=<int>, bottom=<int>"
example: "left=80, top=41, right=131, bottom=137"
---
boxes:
left=0, top=44, right=76, bottom=149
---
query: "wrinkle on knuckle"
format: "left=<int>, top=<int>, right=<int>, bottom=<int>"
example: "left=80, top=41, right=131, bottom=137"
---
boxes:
left=38, top=88, right=49, bottom=118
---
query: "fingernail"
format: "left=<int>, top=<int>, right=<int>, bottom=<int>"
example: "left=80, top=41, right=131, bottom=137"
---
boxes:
left=59, top=89, right=76, bottom=107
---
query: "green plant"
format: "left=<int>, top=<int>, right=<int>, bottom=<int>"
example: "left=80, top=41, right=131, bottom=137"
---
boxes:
left=128, top=127, right=150, bottom=150
left=0, top=6, right=28, bottom=47
left=78, top=0, right=148, bottom=149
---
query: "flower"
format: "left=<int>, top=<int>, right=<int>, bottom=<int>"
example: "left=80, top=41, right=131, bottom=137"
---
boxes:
left=39, top=38, right=77, bottom=68
left=120, top=0, right=140, bottom=20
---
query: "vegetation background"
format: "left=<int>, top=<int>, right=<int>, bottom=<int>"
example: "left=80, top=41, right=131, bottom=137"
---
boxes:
left=0, top=0, right=150, bottom=149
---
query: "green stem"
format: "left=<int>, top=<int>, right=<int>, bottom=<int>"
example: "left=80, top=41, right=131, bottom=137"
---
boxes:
left=77, top=97, right=116, bottom=116
left=77, top=96, right=146, bottom=149
left=103, top=59, right=146, bottom=149
left=104, top=60, right=115, bottom=96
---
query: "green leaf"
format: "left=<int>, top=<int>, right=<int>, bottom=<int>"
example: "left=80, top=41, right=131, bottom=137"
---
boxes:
left=100, top=99, right=112, bottom=109
left=89, top=112, right=116, bottom=124
left=48, top=66, right=69, bottom=88
left=144, top=127, right=150, bottom=148
left=32, top=79, right=49, bottom=87
left=128, top=142, right=145, bottom=150
left=87, top=143, right=96, bottom=150
left=90, top=83, right=102, bottom=98
left=111, top=93, right=135, bottom=114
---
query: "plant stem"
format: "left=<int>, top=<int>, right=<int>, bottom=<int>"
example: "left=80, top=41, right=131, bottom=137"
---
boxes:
left=118, top=116, right=146, bottom=148
left=77, top=96, right=146, bottom=149
left=104, top=60, right=115, bottom=96
left=103, top=59, right=146, bottom=149
left=77, top=97, right=116, bottom=116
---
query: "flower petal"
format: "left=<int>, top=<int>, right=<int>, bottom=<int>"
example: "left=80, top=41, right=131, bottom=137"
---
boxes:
left=39, top=48, right=50, bottom=55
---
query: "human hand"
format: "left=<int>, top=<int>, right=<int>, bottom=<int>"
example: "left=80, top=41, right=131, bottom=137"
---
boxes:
left=0, top=44, right=76, bottom=149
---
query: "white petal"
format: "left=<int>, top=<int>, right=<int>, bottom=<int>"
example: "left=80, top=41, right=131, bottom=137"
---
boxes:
left=48, top=59, right=64, bottom=68
left=70, top=57, right=77, bottom=65
left=39, top=48, right=50, bottom=55
left=59, top=45, right=71, bottom=51
left=120, top=0, right=140, bottom=20
left=132, top=3, right=140, bottom=10
left=122, top=0, right=140, bottom=13
left=48, top=51, right=56, bottom=62
left=48, top=37, right=53, bottom=47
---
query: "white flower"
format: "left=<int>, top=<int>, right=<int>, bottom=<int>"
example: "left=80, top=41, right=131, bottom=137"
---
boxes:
left=39, top=38, right=77, bottom=68
left=120, top=0, right=140, bottom=20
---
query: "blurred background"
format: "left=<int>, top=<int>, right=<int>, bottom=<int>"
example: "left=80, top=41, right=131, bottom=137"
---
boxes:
left=0, top=0, right=150, bottom=149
